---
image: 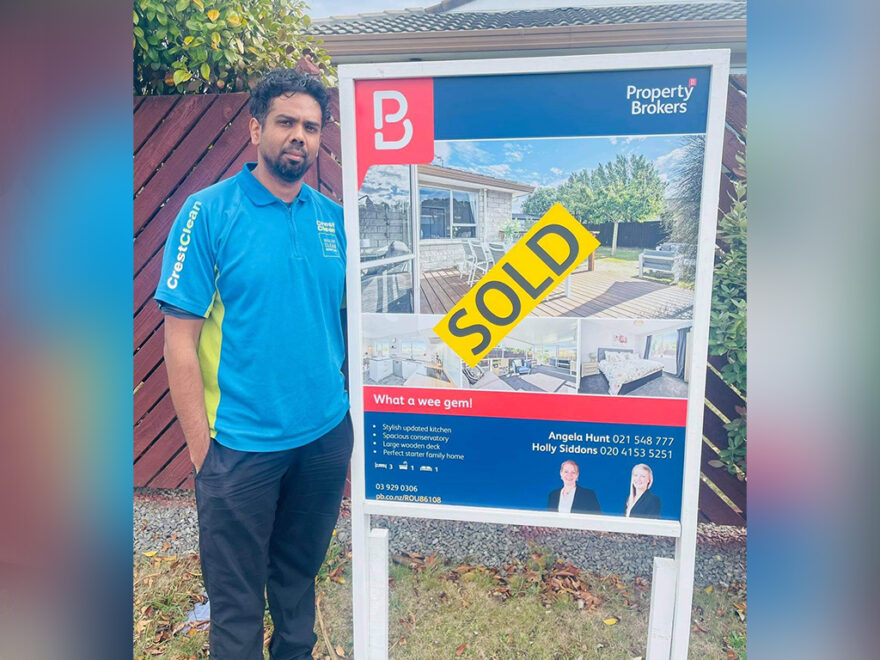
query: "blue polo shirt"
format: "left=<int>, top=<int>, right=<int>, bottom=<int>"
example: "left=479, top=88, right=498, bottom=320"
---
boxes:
left=154, top=163, right=348, bottom=452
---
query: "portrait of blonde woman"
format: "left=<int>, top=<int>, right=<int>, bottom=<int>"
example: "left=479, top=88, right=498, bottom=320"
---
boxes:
left=624, top=463, right=661, bottom=518
left=547, top=460, right=601, bottom=514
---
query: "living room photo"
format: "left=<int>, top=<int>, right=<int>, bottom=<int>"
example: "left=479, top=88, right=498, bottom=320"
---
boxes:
left=460, top=318, right=578, bottom=394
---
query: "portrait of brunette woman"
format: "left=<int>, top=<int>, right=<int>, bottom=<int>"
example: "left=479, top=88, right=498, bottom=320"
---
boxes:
left=624, top=463, right=661, bottom=518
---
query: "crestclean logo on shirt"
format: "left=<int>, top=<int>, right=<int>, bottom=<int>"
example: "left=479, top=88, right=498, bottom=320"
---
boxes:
left=166, top=201, right=202, bottom=290
left=316, top=219, right=339, bottom=257
left=627, top=79, right=696, bottom=116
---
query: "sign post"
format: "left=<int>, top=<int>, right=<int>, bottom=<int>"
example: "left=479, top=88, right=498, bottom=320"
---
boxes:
left=339, top=50, right=730, bottom=659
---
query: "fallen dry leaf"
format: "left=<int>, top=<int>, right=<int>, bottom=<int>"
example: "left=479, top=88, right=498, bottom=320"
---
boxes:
left=705, top=585, right=714, bottom=594
left=334, top=644, right=345, bottom=657
left=455, top=642, right=467, bottom=656
left=143, top=551, right=158, bottom=557
left=603, top=617, right=619, bottom=626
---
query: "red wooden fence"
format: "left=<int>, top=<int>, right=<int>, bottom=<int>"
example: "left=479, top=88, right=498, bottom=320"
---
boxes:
left=133, top=76, right=746, bottom=525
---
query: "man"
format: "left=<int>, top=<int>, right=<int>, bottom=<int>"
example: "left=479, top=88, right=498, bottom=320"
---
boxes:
left=154, top=69, right=351, bottom=660
left=547, top=459, right=602, bottom=514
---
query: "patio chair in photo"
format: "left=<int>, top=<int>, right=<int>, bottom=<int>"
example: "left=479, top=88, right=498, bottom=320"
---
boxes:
left=487, top=242, right=506, bottom=267
left=460, top=239, right=477, bottom=280
left=510, top=359, right=532, bottom=375
left=468, top=241, right=492, bottom=285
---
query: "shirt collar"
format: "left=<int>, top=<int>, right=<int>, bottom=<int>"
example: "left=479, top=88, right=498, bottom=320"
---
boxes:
left=237, top=162, right=312, bottom=207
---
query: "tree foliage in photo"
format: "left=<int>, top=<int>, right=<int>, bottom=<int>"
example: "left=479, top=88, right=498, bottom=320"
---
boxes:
left=522, top=154, right=666, bottom=227
left=133, top=0, right=333, bottom=95
left=662, top=135, right=705, bottom=259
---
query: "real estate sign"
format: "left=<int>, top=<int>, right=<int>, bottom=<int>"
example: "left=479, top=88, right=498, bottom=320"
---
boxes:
left=342, top=52, right=728, bottom=533
left=340, top=50, right=730, bottom=659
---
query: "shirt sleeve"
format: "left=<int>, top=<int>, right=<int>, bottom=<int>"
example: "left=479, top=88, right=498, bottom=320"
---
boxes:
left=153, top=196, right=215, bottom=317
left=157, top=300, right=205, bottom=320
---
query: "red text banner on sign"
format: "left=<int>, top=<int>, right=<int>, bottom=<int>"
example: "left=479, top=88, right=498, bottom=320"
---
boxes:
left=364, top=387, right=687, bottom=427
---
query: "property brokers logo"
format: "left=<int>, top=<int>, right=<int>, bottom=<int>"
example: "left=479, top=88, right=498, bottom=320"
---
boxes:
left=627, top=78, right=696, bottom=116
left=355, top=78, right=435, bottom=188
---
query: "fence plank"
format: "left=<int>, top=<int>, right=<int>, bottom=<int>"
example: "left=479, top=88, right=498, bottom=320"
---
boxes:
left=220, top=144, right=257, bottom=180
left=697, top=481, right=745, bottom=526
left=149, top=446, right=195, bottom=489
left=134, top=327, right=164, bottom=387
left=303, top=156, right=319, bottom=190
left=134, top=424, right=185, bottom=486
left=702, top=405, right=732, bottom=452
left=721, top=127, right=745, bottom=178
left=707, top=353, right=729, bottom=373
left=134, top=95, right=179, bottom=154
left=134, top=95, right=211, bottom=194
left=134, top=393, right=175, bottom=460
left=725, top=82, right=747, bottom=139
left=134, top=303, right=162, bottom=351
left=705, top=368, right=745, bottom=421
left=134, top=104, right=253, bottom=275
left=134, top=362, right=168, bottom=424
left=321, top=120, right=341, bottom=159
left=134, top=94, right=249, bottom=235
left=730, top=74, right=746, bottom=92
left=328, top=90, right=340, bottom=124
left=581, top=221, right=666, bottom=249
left=134, top=252, right=162, bottom=314
left=717, top=172, right=738, bottom=220
left=700, top=441, right=746, bottom=513
left=318, top=147, right=343, bottom=203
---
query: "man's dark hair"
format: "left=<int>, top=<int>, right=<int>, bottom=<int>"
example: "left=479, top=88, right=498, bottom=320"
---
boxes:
left=249, top=69, right=331, bottom=126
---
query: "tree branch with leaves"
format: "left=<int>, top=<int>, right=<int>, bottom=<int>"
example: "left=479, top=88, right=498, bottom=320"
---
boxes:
left=134, top=0, right=333, bottom=95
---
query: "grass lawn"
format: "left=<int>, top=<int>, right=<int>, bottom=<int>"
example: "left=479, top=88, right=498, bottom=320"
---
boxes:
left=134, top=539, right=746, bottom=659
left=593, top=246, right=642, bottom=262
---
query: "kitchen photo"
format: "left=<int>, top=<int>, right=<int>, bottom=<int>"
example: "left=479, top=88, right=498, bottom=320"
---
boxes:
left=361, top=314, right=461, bottom=389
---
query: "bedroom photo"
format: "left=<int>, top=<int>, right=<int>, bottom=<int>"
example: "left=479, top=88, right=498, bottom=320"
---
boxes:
left=577, top=319, right=693, bottom=398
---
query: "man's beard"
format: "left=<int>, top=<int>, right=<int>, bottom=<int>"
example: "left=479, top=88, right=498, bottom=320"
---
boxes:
left=266, top=147, right=312, bottom=182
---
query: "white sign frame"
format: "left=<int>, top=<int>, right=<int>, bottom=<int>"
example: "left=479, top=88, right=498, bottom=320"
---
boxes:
left=339, top=49, right=730, bottom=659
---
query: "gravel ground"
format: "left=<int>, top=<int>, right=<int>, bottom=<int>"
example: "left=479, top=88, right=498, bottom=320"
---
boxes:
left=134, top=489, right=745, bottom=588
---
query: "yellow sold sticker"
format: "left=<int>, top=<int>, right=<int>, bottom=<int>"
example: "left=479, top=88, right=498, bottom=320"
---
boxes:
left=434, top=203, right=600, bottom=366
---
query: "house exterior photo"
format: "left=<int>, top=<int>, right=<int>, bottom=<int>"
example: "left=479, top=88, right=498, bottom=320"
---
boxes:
left=359, top=164, right=534, bottom=314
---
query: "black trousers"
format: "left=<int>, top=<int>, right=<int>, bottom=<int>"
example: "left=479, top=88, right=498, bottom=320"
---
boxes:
left=194, top=413, right=353, bottom=660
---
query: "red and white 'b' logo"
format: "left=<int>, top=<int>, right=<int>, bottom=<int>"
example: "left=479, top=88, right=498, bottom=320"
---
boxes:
left=356, top=78, right=434, bottom=187
left=373, top=90, right=413, bottom=150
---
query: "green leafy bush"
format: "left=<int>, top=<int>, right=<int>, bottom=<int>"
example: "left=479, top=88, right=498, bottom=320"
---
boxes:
left=709, top=152, right=747, bottom=475
left=134, top=0, right=333, bottom=95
